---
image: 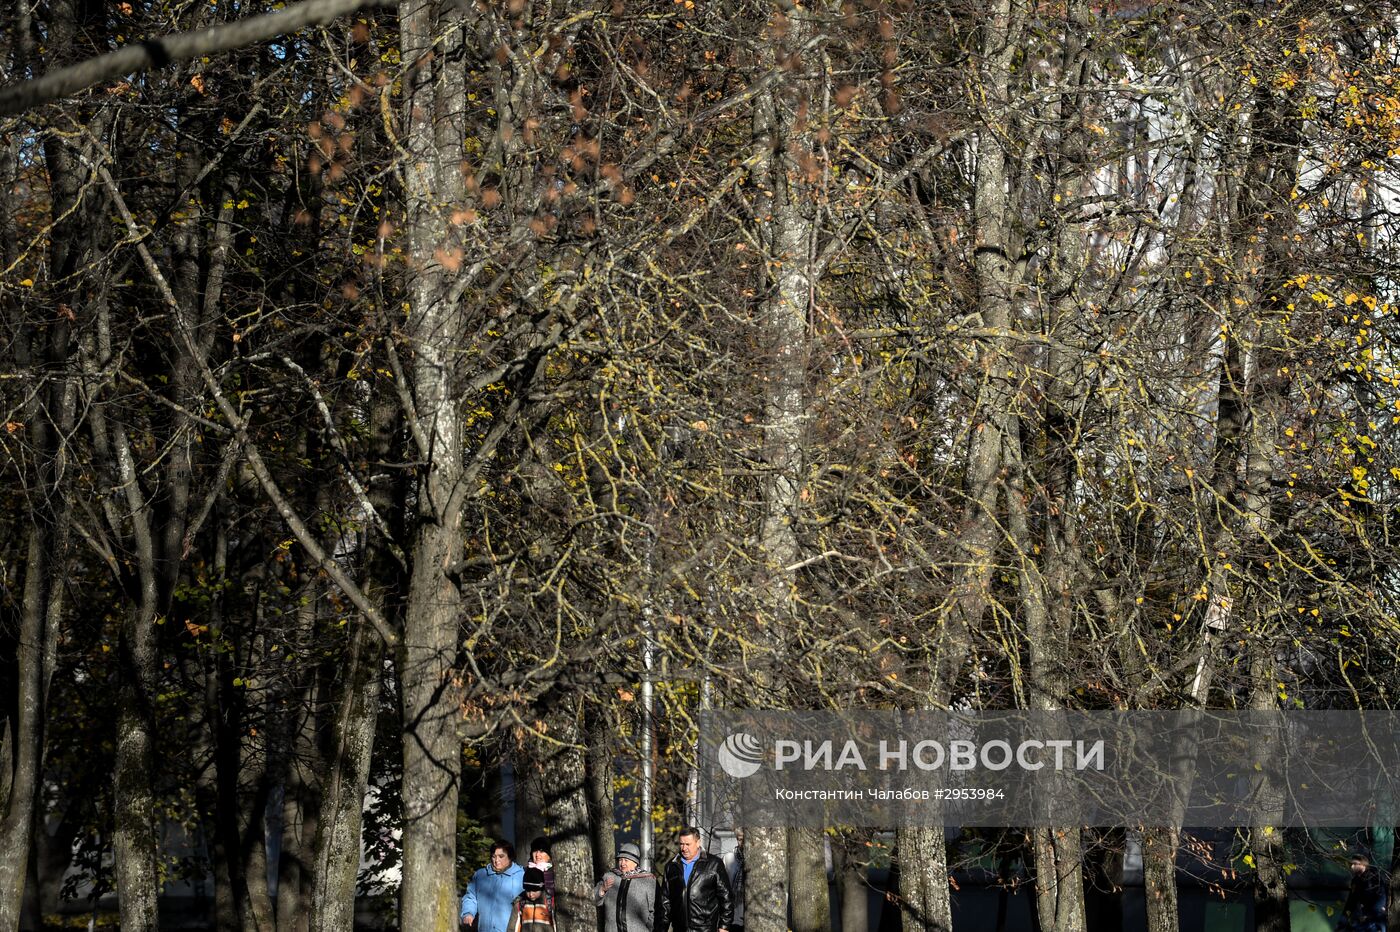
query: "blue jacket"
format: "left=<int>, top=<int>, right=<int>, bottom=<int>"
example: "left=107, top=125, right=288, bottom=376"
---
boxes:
left=461, top=862, right=525, bottom=932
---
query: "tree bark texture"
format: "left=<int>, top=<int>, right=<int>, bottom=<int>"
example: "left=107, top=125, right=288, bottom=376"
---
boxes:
left=397, top=0, right=472, bottom=927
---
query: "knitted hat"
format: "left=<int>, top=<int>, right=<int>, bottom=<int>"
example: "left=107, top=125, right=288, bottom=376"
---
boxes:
left=523, top=867, right=546, bottom=890
left=617, top=842, right=642, bottom=864
left=530, top=836, right=553, bottom=858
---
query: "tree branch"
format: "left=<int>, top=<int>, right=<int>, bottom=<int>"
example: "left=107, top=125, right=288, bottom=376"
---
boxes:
left=0, top=0, right=395, bottom=116
left=83, top=147, right=400, bottom=649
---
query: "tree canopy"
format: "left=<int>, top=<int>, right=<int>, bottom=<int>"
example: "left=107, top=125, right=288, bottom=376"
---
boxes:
left=3, top=1, right=1400, bottom=931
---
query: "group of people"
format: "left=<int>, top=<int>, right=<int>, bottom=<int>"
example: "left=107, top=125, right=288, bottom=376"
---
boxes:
left=460, top=838, right=558, bottom=932
left=462, top=833, right=1386, bottom=932
left=459, top=828, right=746, bottom=932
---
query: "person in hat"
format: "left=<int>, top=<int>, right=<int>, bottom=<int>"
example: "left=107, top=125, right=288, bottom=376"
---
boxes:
left=594, top=842, right=656, bottom=932
left=462, top=841, right=525, bottom=932
left=508, top=867, right=556, bottom=932
left=1341, top=850, right=1387, bottom=932
left=528, top=836, right=558, bottom=906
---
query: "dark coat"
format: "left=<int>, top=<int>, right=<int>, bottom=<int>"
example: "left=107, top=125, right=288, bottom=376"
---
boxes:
left=653, top=852, right=733, bottom=932
left=1344, top=865, right=1386, bottom=928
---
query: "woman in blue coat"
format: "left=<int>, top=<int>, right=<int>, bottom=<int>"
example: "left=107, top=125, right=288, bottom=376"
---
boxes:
left=461, top=842, right=526, bottom=932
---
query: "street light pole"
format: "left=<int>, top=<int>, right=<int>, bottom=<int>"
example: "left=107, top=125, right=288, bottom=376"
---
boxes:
left=641, top=603, right=655, bottom=871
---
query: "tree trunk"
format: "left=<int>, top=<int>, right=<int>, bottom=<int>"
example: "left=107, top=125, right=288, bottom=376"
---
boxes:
left=896, top=827, right=950, bottom=932
left=113, top=605, right=162, bottom=932
left=308, top=386, right=397, bottom=932
left=275, top=595, right=319, bottom=932
left=895, top=0, right=1026, bottom=921
left=238, top=763, right=276, bottom=932
left=397, top=0, right=472, bottom=926
left=743, top=0, right=830, bottom=925
left=584, top=710, right=616, bottom=881
left=938, top=0, right=1025, bottom=687
left=276, top=770, right=314, bottom=932
left=277, top=414, right=336, bottom=932
left=307, top=620, right=381, bottom=932
left=1140, top=828, right=1179, bottom=932
left=540, top=705, right=595, bottom=932
left=1005, top=423, right=1087, bottom=932
left=1028, top=828, right=1086, bottom=932
left=787, top=827, right=829, bottom=932
left=745, top=827, right=789, bottom=932
left=834, top=834, right=869, bottom=932
left=194, top=504, right=241, bottom=932
left=0, top=10, right=81, bottom=918
left=0, top=522, right=69, bottom=929
left=1233, top=63, right=1302, bottom=932
left=1247, top=644, right=1289, bottom=932
left=209, top=811, right=240, bottom=932
left=398, top=561, right=465, bottom=932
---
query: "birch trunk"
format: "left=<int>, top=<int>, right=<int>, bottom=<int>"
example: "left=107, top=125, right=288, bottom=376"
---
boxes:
left=1234, top=71, right=1301, bottom=932
left=745, top=0, right=825, bottom=928
left=898, top=1, right=1026, bottom=928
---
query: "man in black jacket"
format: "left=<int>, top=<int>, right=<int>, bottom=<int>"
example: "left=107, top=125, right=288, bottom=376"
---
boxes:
left=654, top=827, right=733, bottom=932
left=1342, top=850, right=1386, bottom=932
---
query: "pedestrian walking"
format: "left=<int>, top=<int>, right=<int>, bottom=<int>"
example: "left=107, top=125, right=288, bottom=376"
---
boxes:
left=462, top=841, right=526, bottom=932
left=528, top=836, right=558, bottom=906
left=595, top=842, right=656, bottom=932
left=1341, top=850, right=1386, bottom=932
left=508, top=867, right=557, bottom=932
left=654, top=827, right=733, bottom=932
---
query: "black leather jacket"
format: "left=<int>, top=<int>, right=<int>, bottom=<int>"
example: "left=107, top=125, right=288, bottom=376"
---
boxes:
left=653, top=852, right=733, bottom=932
